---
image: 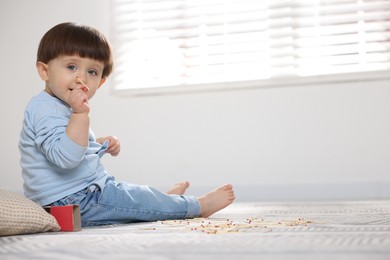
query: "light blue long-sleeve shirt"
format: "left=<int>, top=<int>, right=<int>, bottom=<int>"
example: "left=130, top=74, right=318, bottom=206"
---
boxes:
left=19, top=91, right=109, bottom=205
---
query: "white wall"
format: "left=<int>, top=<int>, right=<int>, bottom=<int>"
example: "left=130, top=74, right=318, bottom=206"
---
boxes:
left=1, top=0, right=389, bottom=201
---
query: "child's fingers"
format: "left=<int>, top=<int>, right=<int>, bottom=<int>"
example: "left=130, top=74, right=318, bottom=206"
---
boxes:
left=69, top=89, right=90, bottom=113
left=106, top=136, right=120, bottom=156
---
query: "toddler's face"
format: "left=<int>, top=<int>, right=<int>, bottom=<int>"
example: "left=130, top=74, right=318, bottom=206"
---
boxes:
left=40, top=55, right=105, bottom=105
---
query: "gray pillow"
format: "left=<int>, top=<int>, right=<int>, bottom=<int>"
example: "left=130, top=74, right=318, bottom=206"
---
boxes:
left=0, top=190, right=60, bottom=236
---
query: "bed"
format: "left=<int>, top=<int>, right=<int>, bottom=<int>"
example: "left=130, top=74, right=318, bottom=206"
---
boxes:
left=1, top=191, right=389, bottom=260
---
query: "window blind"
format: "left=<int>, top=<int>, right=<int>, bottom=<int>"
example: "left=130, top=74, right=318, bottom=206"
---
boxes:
left=110, top=0, right=390, bottom=92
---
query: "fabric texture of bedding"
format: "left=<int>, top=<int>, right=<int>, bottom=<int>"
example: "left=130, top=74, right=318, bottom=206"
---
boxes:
left=0, top=200, right=389, bottom=259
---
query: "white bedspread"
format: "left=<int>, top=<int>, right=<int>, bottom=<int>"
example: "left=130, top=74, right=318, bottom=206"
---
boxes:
left=1, top=200, right=389, bottom=260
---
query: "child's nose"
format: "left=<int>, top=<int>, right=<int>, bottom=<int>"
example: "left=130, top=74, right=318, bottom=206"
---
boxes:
left=76, top=76, right=86, bottom=85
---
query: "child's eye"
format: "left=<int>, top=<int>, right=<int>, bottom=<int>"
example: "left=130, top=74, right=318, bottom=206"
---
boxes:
left=67, top=65, right=77, bottom=71
left=88, top=69, right=98, bottom=76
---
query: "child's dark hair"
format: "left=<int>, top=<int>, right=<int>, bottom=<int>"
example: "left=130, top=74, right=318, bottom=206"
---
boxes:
left=37, top=22, right=113, bottom=78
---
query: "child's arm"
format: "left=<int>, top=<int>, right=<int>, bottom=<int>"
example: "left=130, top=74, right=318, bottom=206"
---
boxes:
left=66, top=86, right=90, bottom=147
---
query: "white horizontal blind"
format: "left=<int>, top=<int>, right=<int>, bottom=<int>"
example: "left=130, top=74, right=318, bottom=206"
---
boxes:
left=110, top=0, right=390, bottom=91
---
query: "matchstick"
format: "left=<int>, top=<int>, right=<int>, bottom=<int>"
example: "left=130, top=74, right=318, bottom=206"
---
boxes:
left=76, top=77, right=90, bottom=92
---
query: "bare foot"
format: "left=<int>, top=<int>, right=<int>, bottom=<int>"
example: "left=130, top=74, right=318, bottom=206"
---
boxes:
left=166, top=181, right=190, bottom=195
left=198, top=184, right=235, bottom=218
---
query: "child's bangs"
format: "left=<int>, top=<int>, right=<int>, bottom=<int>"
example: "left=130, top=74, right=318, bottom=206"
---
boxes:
left=60, top=32, right=110, bottom=63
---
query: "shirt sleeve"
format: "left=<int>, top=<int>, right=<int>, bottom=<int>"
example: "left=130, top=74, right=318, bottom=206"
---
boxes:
left=33, top=103, right=88, bottom=169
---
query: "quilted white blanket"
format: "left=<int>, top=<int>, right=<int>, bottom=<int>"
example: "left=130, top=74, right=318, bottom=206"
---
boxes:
left=1, top=200, right=389, bottom=260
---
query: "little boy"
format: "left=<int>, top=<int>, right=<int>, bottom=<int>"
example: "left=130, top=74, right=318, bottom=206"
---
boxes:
left=19, top=22, right=235, bottom=226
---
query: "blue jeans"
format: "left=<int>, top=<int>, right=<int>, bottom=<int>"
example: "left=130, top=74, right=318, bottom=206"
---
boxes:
left=49, top=177, right=201, bottom=227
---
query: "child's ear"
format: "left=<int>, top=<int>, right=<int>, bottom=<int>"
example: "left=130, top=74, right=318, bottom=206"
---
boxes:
left=98, top=77, right=106, bottom=88
left=36, top=61, right=49, bottom=81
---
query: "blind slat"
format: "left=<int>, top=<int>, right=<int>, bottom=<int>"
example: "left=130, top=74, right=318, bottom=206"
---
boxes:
left=111, top=0, right=390, bottom=91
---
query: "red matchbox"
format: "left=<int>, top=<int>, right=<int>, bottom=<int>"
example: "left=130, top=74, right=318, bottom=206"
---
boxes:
left=44, top=205, right=81, bottom=231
